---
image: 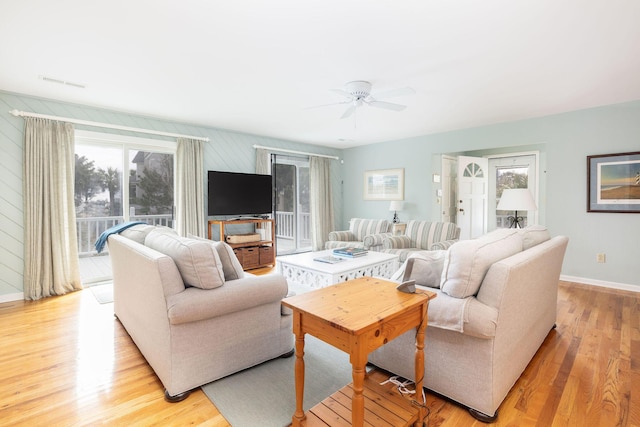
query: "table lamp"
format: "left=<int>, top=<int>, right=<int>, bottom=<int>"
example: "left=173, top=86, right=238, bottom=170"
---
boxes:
left=496, top=189, right=537, bottom=229
left=389, top=201, right=404, bottom=224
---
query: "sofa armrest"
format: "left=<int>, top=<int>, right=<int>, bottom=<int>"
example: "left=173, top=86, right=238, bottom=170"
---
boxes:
left=167, top=273, right=288, bottom=325
left=462, top=298, right=498, bottom=339
left=416, top=288, right=497, bottom=339
left=327, top=230, right=356, bottom=242
left=430, top=239, right=458, bottom=251
left=363, top=232, right=393, bottom=250
left=382, top=235, right=412, bottom=249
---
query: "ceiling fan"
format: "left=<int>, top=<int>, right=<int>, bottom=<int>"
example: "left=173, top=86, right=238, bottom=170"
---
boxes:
left=316, top=80, right=415, bottom=119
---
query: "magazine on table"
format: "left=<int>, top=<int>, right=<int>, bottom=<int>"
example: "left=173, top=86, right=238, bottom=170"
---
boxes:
left=332, top=247, right=368, bottom=257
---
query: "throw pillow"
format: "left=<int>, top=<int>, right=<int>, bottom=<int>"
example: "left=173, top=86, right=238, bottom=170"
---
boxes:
left=519, top=225, right=550, bottom=250
left=212, top=241, right=245, bottom=281
left=145, top=230, right=225, bottom=289
left=187, top=234, right=245, bottom=281
left=440, top=229, right=523, bottom=298
left=402, top=251, right=446, bottom=288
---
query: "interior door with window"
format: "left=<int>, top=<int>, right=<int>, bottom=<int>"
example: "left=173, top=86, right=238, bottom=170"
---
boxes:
left=457, top=156, right=488, bottom=239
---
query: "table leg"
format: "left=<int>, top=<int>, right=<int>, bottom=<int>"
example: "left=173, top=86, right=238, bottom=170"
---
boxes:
left=414, top=302, right=428, bottom=427
left=292, top=313, right=306, bottom=426
left=351, top=350, right=367, bottom=427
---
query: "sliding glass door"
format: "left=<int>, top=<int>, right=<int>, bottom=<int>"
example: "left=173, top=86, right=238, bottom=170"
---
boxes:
left=273, top=155, right=312, bottom=254
left=75, top=131, right=175, bottom=285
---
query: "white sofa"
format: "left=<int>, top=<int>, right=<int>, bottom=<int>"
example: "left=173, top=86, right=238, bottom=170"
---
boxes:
left=378, top=219, right=461, bottom=262
left=368, top=226, right=569, bottom=421
left=108, top=225, right=294, bottom=401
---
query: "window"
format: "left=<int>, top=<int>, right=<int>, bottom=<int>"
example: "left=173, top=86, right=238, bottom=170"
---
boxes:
left=489, top=153, right=538, bottom=230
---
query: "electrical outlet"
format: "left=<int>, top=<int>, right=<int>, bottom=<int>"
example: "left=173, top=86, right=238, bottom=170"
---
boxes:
left=596, top=253, right=606, bottom=263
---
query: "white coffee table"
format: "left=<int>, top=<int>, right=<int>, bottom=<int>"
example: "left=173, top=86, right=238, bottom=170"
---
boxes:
left=277, top=249, right=399, bottom=289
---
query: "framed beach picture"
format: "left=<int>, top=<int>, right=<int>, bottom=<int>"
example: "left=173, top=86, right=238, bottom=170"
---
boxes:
left=363, top=168, right=404, bottom=200
left=587, top=151, right=640, bottom=213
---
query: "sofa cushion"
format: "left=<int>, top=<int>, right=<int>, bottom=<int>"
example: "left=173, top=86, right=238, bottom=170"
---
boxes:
left=402, top=251, right=447, bottom=288
left=145, top=230, right=225, bottom=289
left=120, top=224, right=169, bottom=244
left=405, top=220, right=460, bottom=250
left=349, top=218, right=390, bottom=240
left=519, top=225, right=551, bottom=250
left=440, top=229, right=523, bottom=298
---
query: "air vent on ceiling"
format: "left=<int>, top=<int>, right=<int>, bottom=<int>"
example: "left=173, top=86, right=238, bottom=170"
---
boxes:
left=39, top=75, right=86, bottom=89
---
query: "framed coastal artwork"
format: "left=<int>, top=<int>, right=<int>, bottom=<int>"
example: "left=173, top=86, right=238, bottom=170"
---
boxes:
left=587, top=151, right=640, bottom=213
left=363, top=168, right=404, bottom=201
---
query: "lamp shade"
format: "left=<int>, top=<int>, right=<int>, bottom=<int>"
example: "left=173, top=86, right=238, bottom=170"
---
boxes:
left=496, top=189, right=537, bottom=211
left=389, top=201, right=404, bottom=212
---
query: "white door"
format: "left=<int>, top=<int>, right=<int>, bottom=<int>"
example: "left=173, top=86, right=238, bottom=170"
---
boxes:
left=441, top=155, right=457, bottom=223
left=457, top=156, right=488, bottom=239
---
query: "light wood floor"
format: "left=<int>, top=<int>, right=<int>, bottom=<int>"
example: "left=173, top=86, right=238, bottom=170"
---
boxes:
left=1, top=278, right=638, bottom=426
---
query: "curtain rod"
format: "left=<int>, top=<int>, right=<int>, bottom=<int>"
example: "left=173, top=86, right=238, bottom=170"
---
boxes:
left=9, top=109, right=210, bottom=142
left=253, top=144, right=339, bottom=160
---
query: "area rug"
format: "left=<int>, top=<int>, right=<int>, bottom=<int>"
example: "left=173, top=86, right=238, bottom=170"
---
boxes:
left=89, top=283, right=114, bottom=304
left=201, top=335, right=356, bottom=427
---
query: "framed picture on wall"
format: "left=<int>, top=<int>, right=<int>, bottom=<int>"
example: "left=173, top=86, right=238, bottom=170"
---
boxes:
left=587, top=151, right=640, bottom=213
left=363, top=168, right=404, bottom=200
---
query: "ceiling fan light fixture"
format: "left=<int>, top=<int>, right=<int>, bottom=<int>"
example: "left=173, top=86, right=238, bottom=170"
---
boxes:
left=345, top=80, right=372, bottom=99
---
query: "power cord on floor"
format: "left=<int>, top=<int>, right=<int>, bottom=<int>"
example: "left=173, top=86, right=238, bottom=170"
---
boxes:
left=380, top=375, right=430, bottom=425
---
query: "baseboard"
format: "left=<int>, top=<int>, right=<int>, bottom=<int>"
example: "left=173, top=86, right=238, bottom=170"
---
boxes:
left=560, top=275, right=640, bottom=293
left=0, top=292, right=25, bottom=303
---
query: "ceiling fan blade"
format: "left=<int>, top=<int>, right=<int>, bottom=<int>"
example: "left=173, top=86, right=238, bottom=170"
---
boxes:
left=367, top=100, right=407, bottom=111
left=304, top=100, right=350, bottom=110
left=330, top=88, right=353, bottom=99
left=341, top=104, right=357, bottom=119
left=373, top=87, right=416, bottom=99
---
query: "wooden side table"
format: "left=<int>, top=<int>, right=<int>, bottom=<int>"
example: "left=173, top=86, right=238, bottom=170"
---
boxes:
left=281, top=277, right=436, bottom=427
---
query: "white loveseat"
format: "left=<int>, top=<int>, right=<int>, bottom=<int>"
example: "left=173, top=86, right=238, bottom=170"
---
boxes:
left=379, top=219, right=461, bottom=262
left=108, top=225, right=294, bottom=401
left=368, top=226, right=569, bottom=421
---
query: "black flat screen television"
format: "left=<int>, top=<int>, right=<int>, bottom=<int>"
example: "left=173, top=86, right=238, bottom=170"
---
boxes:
left=207, top=171, right=273, bottom=216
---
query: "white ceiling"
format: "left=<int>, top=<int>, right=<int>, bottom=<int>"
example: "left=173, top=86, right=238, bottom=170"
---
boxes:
left=1, top=1, right=640, bottom=148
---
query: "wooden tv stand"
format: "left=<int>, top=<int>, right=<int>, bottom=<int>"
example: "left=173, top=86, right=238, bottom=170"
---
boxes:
left=208, top=218, right=276, bottom=271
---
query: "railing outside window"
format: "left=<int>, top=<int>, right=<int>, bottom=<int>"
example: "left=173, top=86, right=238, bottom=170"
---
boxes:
left=78, top=213, right=310, bottom=256
left=77, top=215, right=172, bottom=256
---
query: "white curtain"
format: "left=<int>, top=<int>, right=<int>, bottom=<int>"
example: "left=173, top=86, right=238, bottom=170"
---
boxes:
left=310, top=156, right=334, bottom=251
left=255, top=148, right=271, bottom=175
left=23, top=118, right=82, bottom=300
left=176, top=138, right=205, bottom=237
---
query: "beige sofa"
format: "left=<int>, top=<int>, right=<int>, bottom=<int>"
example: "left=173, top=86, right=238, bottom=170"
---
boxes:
left=108, top=225, right=293, bottom=401
left=368, top=226, right=569, bottom=421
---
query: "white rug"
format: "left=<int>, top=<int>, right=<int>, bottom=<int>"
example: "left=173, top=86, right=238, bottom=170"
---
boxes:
left=89, top=283, right=114, bottom=304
